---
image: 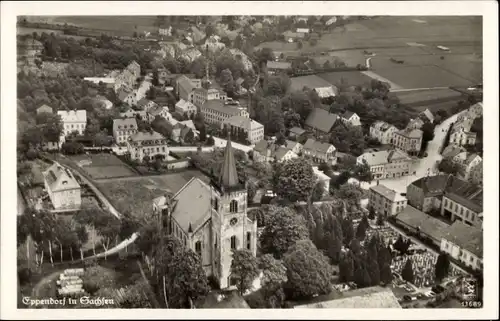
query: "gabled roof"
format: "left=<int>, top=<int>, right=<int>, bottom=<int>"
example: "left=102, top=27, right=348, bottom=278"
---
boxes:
left=442, top=145, right=467, bottom=159
left=358, top=149, right=411, bottom=166
left=396, top=206, right=451, bottom=242
left=137, top=98, right=153, bottom=109
left=180, top=120, right=197, bottom=131
left=396, top=128, right=423, bottom=139
left=371, top=121, right=397, bottom=132
left=118, top=87, right=134, bottom=101
left=175, top=99, right=197, bottom=111
left=202, top=100, right=241, bottom=116
left=305, top=108, right=338, bottom=133
left=113, top=118, right=138, bottom=133
left=253, top=140, right=271, bottom=154
left=442, top=221, right=483, bottom=258
left=342, top=111, right=356, bottom=120
left=177, top=75, right=196, bottom=94
left=225, top=115, right=263, bottom=131
left=129, top=130, right=165, bottom=142
left=409, top=174, right=453, bottom=196
left=284, top=140, right=301, bottom=151
left=303, top=138, right=334, bottom=154
left=274, top=146, right=294, bottom=160
left=37, top=104, right=53, bottom=114
left=444, top=179, right=483, bottom=213
left=43, top=163, right=80, bottom=192
left=420, top=108, right=434, bottom=123
left=289, top=126, right=306, bottom=136
left=57, top=110, right=87, bottom=123
left=370, top=184, right=407, bottom=202
left=464, top=153, right=482, bottom=166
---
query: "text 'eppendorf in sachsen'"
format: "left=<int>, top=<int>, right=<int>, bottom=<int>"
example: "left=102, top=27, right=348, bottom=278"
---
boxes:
left=22, top=296, right=116, bottom=308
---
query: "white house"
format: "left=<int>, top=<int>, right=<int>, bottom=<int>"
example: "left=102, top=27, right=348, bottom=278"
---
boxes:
left=370, top=121, right=398, bottom=145
left=127, top=131, right=169, bottom=162
left=312, top=166, right=331, bottom=197
left=175, top=99, right=198, bottom=117
left=340, top=111, right=361, bottom=127
left=113, top=118, right=138, bottom=145
left=42, top=163, right=81, bottom=210
left=57, top=110, right=87, bottom=143
left=440, top=221, right=482, bottom=271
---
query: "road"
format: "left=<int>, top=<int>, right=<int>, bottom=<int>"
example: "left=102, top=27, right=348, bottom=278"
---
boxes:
left=355, top=110, right=467, bottom=194
left=212, top=136, right=255, bottom=153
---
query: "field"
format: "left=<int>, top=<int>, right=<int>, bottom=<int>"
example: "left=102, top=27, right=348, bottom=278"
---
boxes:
left=316, top=71, right=375, bottom=87
left=69, top=153, right=137, bottom=180
left=392, top=88, right=466, bottom=113
left=95, top=170, right=210, bottom=217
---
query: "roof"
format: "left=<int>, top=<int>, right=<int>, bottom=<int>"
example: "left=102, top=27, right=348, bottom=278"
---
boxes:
left=342, top=111, right=357, bottom=120
left=296, top=28, right=310, bottom=33
left=253, top=140, right=271, bottom=154
left=358, top=149, right=411, bottom=166
left=371, top=121, right=397, bottom=132
left=395, top=206, right=451, bottom=242
left=120, top=109, right=147, bottom=119
left=118, top=87, right=133, bottom=101
left=83, top=77, right=115, bottom=84
left=409, top=174, right=453, bottom=197
left=289, top=126, right=306, bottom=135
left=274, top=146, right=294, bottom=160
left=202, top=100, right=241, bottom=116
left=443, top=221, right=483, bottom=258
left=113, top=118, right=138, bottom=133
left=57, top=110, right=87, bottom=123
left=303, top=138, right=334, bottom=154
left=464, top=153, right=482, bottom=166
left=225, top=115, right=263, bottom=131
left=43, top=163, right=80, bottom=192
left=290, top=75, right=334, bottom=92
left=370, top=184, right=407, bottom=202
left=175, top=99, right=197, bottom=111
left=313, top=166, right=331, bottom=181
left=305, top=108, right=338, bottom=133
left=442, top=145, right=467, bottom=159
left=137, top=98, right=153, bottom=109
left=37, top=104, right=53, bottom=113
left=314, top=87, right=337, bottom=98
left=219, top=138, right=240, bottom=188
left=129, top=130, right=165, bottom=142
left=294, top=286, right=401, bottom=309
left=420, top=108, right=435, bottom=123
left=284, top=140, right=301, bottom=150
left=266, top=61, right=291, bottom=70
left=180, top=120, right=197, bottom=131
left=396, top=128, right=423, bottom=139
left=177, top=75, right=196, bottom=93
left=444, top=179, right=483, bottom=213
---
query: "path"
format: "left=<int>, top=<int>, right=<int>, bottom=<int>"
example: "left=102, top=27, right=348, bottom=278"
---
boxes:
left=31, top=271, right=61, bottom=298
left=212, top=136, right=255, bottom=153
left=391, top=87, right=451, bottom=93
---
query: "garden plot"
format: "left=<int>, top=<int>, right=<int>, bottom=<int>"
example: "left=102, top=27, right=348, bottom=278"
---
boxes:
left=70, top=153, right=137, bottom=180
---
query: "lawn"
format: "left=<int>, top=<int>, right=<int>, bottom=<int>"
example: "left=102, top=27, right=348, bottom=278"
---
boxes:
left=69, top=153, right=137, bottom=180
left=95, top=170, right=210, bottom=217
left=317, top=71, right=375, bottom=87
left=392, top=89, right=466, bottom=113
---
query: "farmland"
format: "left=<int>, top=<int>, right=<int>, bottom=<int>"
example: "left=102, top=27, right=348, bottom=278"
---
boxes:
left=95, top=170, right=210, bottom=217
left=316, top=71, right=374, bottom=87
left=69, top=153, right=137, bottom=180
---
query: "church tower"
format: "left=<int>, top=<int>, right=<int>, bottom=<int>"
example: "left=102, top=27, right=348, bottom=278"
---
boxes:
left=210, top=137, right=258, bottom=289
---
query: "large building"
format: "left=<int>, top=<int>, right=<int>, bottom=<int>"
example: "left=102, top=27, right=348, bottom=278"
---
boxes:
left=57, top=110, right=87, bottom=142
left=304, top=108, right=339, bottom=136
left=223, top=116, right=264, bottom=144
left=113, top=118, right=138, bottom=145
left=440, top=221, right=483, bottom=271
left=127, top=130, right=169, bottom=162
left=152, top=139, right=258, bottom=289
left=369, top=121, right=398, bottom=145
left=406, top=174, right=452, bottom=213
left=369, top=183, right=407, bottom=216
left=302, top=138, right=337, bottom=165
left=441, top=180, right=483, bottom=228
left=175, top=99, right=198, bottom=117
left=357, top=149, right=414, bottom=180
left=201, top=100, right=249, bottom=127
left=193, top=87, right=225, bottom=108
left=42, top=163, right=81, bottom=210
left=392, top=128, right=423, bottom=156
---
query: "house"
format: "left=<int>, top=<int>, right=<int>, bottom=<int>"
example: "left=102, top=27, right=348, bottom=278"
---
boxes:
left=282, top=30, right=304, bottom=42
left=17, top=37, right=43, bottom=64
left=223, top=116, right=265, bottom=144
left=152, top=140, right=258, bottom=289
left=288, top=126, right=306, bottom=140
left=442, top=145, right=467, bottom=160
left=290, top=75, right=338, bottom=99
left=357, top=149, right=414, bottom=180
left=120, top=109, right=148, bottom=122
left=58, top=110, right=87, bottom=141
left=395, top=206, right=452, bottom=247
left=392, top=128, right=423, bottom=156
left=266, top=61, right=292, bottom=75
left=126, top=60, right=141, bottom=79
left=175, top=99, right=198, bottom=117
left=293, top=286, right=401, bottom=309
left=303, top=138, right=337, bottom=165
left=406, top=118, right=425, bottom=130
left=228, top=49, right=253, bottom=71
left=441, top=179, right=483, bottom=228
left=113, top=118, right=138, bottom=145
left=193, top=87, right=225, bottom=108
left=312, top=167, right=331, bottom=197
left=370, top=121, right=398, bottom=145
left=406, top=174, right=453, bottom=213
left=137, top=98, right=157, bottom=112
left=459, top=153, right=482, bottom=180
left=179, top=48, right=203, bottom=62
left=147, top=104, right=170, bottom=122
left=440, top=221, right=483, bottom=271
left=42, top=163, right=81, bottom=210
left=126, top=130, right=169, bottom=162
left=201, top=100, right=249, bottom=127
left=95, top=95, right=113, bottom=110
left=369, top=183, right=407, bottom=216
left=176, top=75, right=197, bottom=102
left=283, top=140, right=303, bottom=155
left=296, top=28, right=310, bottom=34
left=166, top=122, right=196, bottom=144
left=304, top=108, right=339, bottom=136
left=419, top=108, right=434, bottom=123
left=468, top=102, right=483, bottom=118
left=449, top=116, right=476, bottom=147
left=340, top=111, right=361, bottom=127
left=325, top=17, right=338, bottom=26
left=468, top=161, right=483, bottom=185
left=117, top=87, right=137, bottom=106
left=180, top=120, right=198, bottom=133
left=36, top=104, right=53, bottom=115
left=159, top=26, right=173, bottom=36
left=252, top=140, right=298, bottom=163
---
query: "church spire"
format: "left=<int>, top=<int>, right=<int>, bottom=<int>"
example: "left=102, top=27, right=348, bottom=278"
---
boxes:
left=218, top=134, right=239, bottom=188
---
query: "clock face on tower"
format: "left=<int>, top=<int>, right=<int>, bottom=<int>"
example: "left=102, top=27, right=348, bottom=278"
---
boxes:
left=230, top=218, right=238, bottom=226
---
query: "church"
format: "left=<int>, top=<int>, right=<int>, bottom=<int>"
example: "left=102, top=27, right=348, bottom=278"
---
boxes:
left=152, top=138, right=258, bottom=289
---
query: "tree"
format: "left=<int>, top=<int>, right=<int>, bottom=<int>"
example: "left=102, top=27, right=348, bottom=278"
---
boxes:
left=283, top=240, right=333, bottom=300
left=272, top=158, right=316, bottom=203
left=341, top=217, right=355, bottom=246
left=434, top=253, right=451, bottom=283
left=259, top=206, right=309, bottom=259
left=393, top=235, right=411, bottom=255
left=230, top=249, right=260, bottom=295
left=438, top=158, right=461, bottom=175
left=378, top=246, right=393, bottom=285
left=368, top=206, right=376, bottom=220
left=334, top=184, right=363, bottom=211
left=354, top=160, right=373, bottom=183
left=311, top=180, right=325, bottom=202
left=376, top=212, right=385, bottom=226
left=164, top=247, right=210, bottom=308
left=356, top=215, right=369, bottom=241
left=339, top=252, right=355, bottom=283
left=94, top=215, right=121, bottom=260
left=258, top=254, right=287, bottom=286
left=402, top=258, right=415, bottom=284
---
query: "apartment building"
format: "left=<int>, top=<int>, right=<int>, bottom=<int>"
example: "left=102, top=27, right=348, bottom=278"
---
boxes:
left=441, top=181, right=483, bottom=229
left=201, top=100, right=249, bottom=127
left=57, top=110, right=87, bottom=142
left=392, top=128, right=423, bottom=156
left=223, top=116, right=264, bottom=144
left=357, top=149, right=414, bottom=180
left=113, top=118, right=138, bottom=145
left=440, top=221, right=483, bottom=271
left=369, top=183, right=407, bottom=216
left=369, top=121, right=398, bottom=145
left=127, top=130, right=169, bottom=162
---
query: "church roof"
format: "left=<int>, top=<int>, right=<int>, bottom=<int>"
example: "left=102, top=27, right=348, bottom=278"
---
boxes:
left=218, top=137, right=240, bottom=189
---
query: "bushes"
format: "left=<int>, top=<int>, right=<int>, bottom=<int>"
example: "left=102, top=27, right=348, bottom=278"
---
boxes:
left=18, top=266, right=33, bottom=286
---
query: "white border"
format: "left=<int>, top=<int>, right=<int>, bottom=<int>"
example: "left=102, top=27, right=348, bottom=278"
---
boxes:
left=1, top=1, right=498, bottom=319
